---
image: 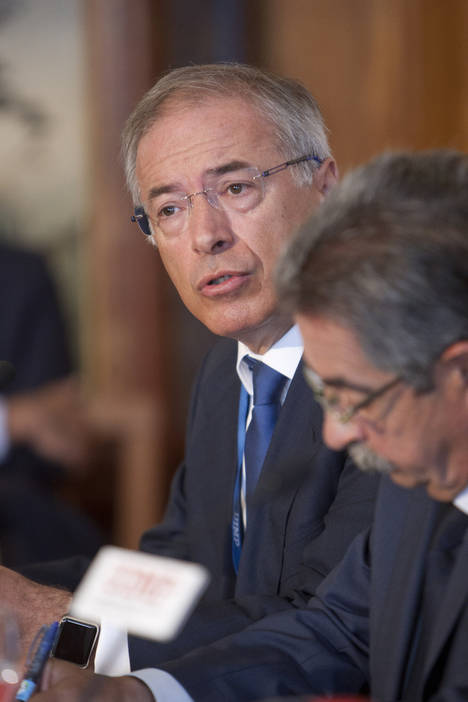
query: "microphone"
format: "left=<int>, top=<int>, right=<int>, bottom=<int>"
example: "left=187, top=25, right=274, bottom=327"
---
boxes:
left=0, top=361, right=15, bottom=390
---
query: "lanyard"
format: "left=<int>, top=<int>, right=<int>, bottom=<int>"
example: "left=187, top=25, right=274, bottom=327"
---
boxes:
left=232, top=384, right=249, bottom=573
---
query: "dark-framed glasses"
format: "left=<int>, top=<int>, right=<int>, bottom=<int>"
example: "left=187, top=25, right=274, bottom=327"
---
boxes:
left=303, top=364, right=402, bottom=424
left=131, top=153, right=322, bottom=237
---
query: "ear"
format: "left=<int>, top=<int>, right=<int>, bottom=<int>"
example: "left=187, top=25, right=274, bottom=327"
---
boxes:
left=440, top=341, right=468, bottom=385
left=314, top=157, right=339, bottom=196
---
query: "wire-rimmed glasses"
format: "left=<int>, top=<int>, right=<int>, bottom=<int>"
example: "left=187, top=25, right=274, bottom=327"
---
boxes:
left=131, top=153, right=322, bottom=237
left=303, top=364, right=402, bottom=424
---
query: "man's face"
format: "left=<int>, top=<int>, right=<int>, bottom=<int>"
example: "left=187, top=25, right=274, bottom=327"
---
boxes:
left=135, top=97, right=333, bottom=353
left=297, top=313, right=468, bottom=501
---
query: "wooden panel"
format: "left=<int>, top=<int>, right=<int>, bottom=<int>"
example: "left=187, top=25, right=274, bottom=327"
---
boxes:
left=83, top=0, right=172, bottom=546
left=261, top=0, right=468, bottom=172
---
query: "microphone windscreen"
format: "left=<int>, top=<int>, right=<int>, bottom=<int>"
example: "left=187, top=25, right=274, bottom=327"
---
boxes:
left=0, top=361, right=15, bottom=390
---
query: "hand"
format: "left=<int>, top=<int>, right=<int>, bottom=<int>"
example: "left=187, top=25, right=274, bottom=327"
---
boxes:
left=36, top=659, right=155, bottom=701
left=0, top=566, right=71, bottom=662
left=6, top=376, right=94, bottom=471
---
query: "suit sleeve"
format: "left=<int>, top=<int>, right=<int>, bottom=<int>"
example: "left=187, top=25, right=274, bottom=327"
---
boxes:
left=138, top=355, right=208, bottom=561
left=130, top=457, right=378, bottom=667
left=158, top=529, right=372, bottom=702
left=286, top=457, right=379, bottom=604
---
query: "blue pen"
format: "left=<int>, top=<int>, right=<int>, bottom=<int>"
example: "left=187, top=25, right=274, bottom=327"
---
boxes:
left=15, top=621, right=59, bottom=701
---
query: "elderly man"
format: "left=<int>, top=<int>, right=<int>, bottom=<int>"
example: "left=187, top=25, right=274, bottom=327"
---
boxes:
left=4, top=64, right=378, bottom=698
left=97, top=148, right=468, bottom=702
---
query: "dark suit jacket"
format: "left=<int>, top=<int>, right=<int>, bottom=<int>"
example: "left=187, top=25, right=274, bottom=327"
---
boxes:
left=129, top=337, right=378, bottom=666
left=162, top=476, right=468, bottom=702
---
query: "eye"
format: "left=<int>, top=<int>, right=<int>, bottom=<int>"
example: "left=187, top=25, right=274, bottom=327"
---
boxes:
left=325, top=391, right=342, bottom=411
left=226, top=182, right=250, bottom=196
left=158, top=204, right=180, bottom=218
left=218, top=176, right=258, bottom=197
left=153, top=198, right=188, bottom=220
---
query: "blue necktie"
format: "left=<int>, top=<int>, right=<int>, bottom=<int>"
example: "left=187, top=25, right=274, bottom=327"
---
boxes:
left=244, top=357, right=287, bottom=499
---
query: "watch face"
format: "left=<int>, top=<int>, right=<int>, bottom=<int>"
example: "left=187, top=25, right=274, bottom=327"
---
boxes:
left=52, top=618, right=99, bottom=667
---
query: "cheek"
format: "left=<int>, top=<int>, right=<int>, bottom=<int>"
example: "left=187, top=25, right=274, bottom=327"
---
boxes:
left=359, top=412, right=420, bottom=467
left=158, top=246, right=192, bottom=298
left=243, top=198, right=298, bottom=257
left=368, top=403, right=436, bottom=474
left=249, top=230, right=292, bottom=285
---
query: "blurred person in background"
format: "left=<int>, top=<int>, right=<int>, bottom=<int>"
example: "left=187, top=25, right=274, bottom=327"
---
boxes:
left=0, top=239, right=102, bottom=566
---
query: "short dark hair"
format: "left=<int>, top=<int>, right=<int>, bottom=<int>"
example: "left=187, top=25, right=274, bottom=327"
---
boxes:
left=276, top=149, right=468, bottom=389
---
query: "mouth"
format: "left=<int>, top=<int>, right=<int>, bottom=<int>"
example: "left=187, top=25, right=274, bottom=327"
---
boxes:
left=198, top=271, right=250, bottom=296
left=207, top=274, right=234, bottom=286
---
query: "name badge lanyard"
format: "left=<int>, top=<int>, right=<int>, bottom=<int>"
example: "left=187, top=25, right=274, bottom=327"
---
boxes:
left=232, top=385, right=249, bottom=573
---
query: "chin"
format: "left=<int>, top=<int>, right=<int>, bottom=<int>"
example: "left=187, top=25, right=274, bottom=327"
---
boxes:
left=426, top=482, right=462, bottom=502
left=204, top=313, right=268, bottom=342
left=389, top=469, right=423, bottom=490
left=204, top=320, right=250, bottom=340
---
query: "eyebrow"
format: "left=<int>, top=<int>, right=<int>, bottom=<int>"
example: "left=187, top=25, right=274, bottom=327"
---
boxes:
left=146, top=160, right=253, bottom=201
left=323, top=378, right=376, bottom=394
left=206, top=159, right=252, bottom=176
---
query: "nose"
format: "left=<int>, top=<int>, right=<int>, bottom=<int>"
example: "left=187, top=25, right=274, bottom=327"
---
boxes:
left=322, top=412, right=364, bottom=451
left=188, top=192, right=235, bottom=255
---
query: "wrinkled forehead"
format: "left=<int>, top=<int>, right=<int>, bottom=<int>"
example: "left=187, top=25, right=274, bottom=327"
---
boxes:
left=135, top=95, right=282, bottom=192
left=149, top=90, right=271, bottom=136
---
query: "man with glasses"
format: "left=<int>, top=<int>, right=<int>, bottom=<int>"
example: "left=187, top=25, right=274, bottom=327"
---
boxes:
left=118, top=63, right=376, bottom=671
left=3, top=64, right=378, bottom=699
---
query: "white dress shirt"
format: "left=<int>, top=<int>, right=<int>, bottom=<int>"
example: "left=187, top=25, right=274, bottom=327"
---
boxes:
left=454, top=485, right=468, bottom=515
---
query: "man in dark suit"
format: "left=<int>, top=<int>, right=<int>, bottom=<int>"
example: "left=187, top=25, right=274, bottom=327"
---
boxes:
left=2, top=64, right=378, bottom=697
left=106, top=149, right=468, bottom=702
left=130, top=337, right=373, bottom=669
left=112, top=62, right=377, bottom=672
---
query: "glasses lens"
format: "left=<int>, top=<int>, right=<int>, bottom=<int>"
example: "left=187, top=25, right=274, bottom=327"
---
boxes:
left=213, top=168, right=264, bottom=214
left=303, top=367, right=351, bottom=421
left=144, top=193, right=188, bottom=236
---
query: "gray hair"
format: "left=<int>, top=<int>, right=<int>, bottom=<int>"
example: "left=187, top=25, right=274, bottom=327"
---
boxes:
left=122, top=62, right=331, bottom=203
left=276, top=149, right=468, bottom=390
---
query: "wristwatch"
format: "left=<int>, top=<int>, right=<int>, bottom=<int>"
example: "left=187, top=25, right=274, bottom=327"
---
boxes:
left=51, top=616, right=100, bottom=668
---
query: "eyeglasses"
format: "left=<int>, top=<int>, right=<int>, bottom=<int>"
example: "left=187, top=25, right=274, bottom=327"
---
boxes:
left=303, top=365, right=402, bottom=424
left=131, top=153, right=322, bottom=237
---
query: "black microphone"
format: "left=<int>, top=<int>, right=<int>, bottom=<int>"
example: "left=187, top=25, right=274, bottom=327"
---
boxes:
left=0, top=361, right=15, bottom=390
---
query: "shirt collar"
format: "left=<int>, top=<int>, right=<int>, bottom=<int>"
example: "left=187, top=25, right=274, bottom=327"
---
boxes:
left=236, top=325, right=303, bottom=396
left=453, top=484, right=468, bottom=515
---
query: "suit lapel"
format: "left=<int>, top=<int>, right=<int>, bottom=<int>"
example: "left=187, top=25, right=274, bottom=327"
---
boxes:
left=237, top=362, right=323, bottom=593
left=194, top=342, right=241, bottom=581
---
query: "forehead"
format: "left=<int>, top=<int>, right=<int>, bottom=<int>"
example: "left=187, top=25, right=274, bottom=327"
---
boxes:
left=296, top=313, right=388, bottom=383
left=135, top=96, right=281, bottom=191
